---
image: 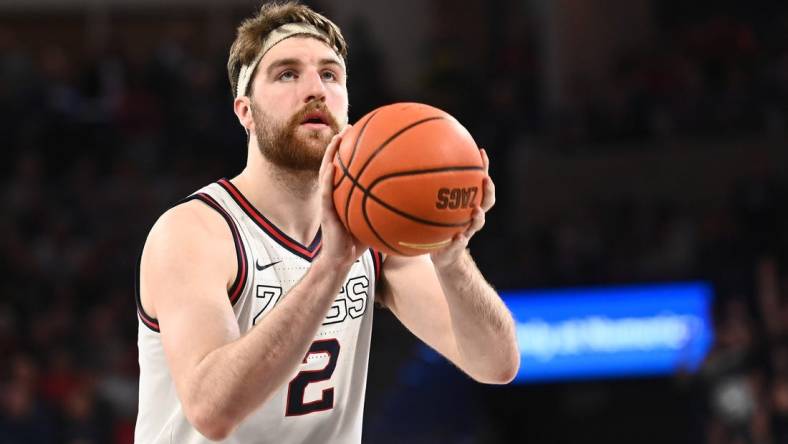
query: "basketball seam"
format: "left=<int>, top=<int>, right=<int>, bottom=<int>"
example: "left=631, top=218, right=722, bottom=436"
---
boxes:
left=366, top=166, right=484, bottom=191
left=336, top=159, right=480, bottom=227
left=337, top=154, right=404, bottom=254
left=333, top=109, right=380, bottom=189
left=362, top=197, right=403, bottom=255
left=343, top=116, right=446, bottom=232
left=362, top=165, right=483, bottom=251
left=362, top=166, right=483, bottom=226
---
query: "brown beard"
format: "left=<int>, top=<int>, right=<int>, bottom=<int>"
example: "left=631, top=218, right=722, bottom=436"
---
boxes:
left=252, top=100, right=341, bottom=172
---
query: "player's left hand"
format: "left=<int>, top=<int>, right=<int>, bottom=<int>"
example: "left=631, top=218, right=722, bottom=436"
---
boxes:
left=430, top=148, right=495, bottom=269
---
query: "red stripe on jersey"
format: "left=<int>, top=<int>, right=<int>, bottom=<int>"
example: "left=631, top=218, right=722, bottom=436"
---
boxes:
left=371, top=249, right=381, bottom=281
left=138, top=310, right=160, bottom=332
left=135, top=251, right=161, bottom=333
left=217, top=178, right=322, bottom=261
left=193, top=193, right=248, bottom=305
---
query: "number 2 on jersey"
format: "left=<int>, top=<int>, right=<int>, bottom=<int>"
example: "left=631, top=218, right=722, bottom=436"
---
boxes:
left=285, top=339, right=340, bottom=416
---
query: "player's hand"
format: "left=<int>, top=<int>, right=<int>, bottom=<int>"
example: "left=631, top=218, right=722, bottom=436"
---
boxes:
left=430, top=148, right=495, bottom=269
left=317, top=127, right=368, bottom=269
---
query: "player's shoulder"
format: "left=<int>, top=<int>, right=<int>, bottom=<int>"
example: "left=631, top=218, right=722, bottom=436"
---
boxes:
left=145, top=197, right=234, bottom=257
left=139, top=196, right=240, bottom=325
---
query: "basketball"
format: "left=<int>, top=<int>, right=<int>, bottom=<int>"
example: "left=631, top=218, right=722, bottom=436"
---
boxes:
left=332, top=103, right=485, bottom=257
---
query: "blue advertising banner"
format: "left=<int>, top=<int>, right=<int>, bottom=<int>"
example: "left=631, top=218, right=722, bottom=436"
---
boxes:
left=502, top=282, right=714, bottom=383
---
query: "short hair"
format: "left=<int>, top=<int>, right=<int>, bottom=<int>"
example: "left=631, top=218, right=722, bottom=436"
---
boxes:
left=227, top=1, right=348, bottom=97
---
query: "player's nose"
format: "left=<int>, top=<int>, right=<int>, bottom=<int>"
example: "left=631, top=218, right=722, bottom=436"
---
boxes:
left=301, top=69, right=327, bottom=103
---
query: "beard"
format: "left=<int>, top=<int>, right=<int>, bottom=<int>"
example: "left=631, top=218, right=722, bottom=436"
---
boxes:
left=252, top=100, right=342, bottom=172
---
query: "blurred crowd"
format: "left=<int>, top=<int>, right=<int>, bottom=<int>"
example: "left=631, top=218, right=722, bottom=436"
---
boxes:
left=551, top=15, right=788, bottom=146
left=1, top=2, right=787, bottom=443
left=413, top=6, right=788, bottom=151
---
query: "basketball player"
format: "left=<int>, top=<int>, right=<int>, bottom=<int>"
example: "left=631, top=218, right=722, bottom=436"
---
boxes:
left=134, top=3, right=519, bottom=443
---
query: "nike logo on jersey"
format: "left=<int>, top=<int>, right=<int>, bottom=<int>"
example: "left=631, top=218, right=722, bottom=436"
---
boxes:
left=256, top=260, right=281, bottom=271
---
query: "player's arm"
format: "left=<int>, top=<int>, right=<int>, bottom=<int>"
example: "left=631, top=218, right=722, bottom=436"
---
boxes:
left=379, top=254, right=519, bottom=384
left=141, top=131, right=363, bottom=440
left=378, top=150, right=519, bottom=384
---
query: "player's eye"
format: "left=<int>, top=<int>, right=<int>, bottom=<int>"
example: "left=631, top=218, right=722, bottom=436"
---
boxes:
left=321, top=70, right=337, bottom=81
left=277, top=70, right=297, bottom=81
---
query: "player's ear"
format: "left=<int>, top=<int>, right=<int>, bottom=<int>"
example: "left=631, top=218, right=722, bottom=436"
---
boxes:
left=234, top=96, right=254, bottom=133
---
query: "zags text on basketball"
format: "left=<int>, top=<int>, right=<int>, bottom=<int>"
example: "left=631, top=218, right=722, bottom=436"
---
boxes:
left=435, top=187, right=478, bottom=210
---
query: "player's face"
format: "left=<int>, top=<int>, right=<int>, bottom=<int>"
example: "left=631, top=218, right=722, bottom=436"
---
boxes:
left=249, top=37, right=348, bottom=172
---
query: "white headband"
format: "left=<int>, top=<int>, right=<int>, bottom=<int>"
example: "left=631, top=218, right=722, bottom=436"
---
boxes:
left=235, top=22, right=343, bottom=98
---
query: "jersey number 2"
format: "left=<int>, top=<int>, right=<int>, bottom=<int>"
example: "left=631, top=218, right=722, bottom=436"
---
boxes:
left=285, top=339, right=340, bottom=416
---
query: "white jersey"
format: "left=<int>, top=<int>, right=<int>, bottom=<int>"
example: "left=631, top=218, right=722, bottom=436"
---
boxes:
left=135, top=178, right=382, bottom=444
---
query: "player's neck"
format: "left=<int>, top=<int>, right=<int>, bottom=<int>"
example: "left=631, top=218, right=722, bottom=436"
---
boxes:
left=233, top=158, right=321, bottom=246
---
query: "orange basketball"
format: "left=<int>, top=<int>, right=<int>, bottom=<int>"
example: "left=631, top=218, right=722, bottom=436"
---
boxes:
left=332, top=103, right=484, bottom=257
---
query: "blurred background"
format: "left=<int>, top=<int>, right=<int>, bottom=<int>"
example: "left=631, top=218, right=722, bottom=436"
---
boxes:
left=1, top=0, right=787, bottom=443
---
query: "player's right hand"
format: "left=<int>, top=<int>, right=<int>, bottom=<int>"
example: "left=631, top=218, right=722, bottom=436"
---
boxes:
left=317, top=127, right=368, bottom=269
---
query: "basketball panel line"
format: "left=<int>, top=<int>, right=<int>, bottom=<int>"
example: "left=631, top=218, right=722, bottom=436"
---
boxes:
left=333, top=109, right=380, bottom=189
left=342, top=116, right=446, bottom=230
left=336, top=158, right=477, bottom=228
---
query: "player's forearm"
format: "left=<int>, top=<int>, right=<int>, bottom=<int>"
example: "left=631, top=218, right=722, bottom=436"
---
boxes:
left=184, top=260, right=349, bottom=437
left=435, top=251, right=519, bottom=384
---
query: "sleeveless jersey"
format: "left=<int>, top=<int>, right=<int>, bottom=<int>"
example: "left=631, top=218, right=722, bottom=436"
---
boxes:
left=135, top=178, right=383, bottom=444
